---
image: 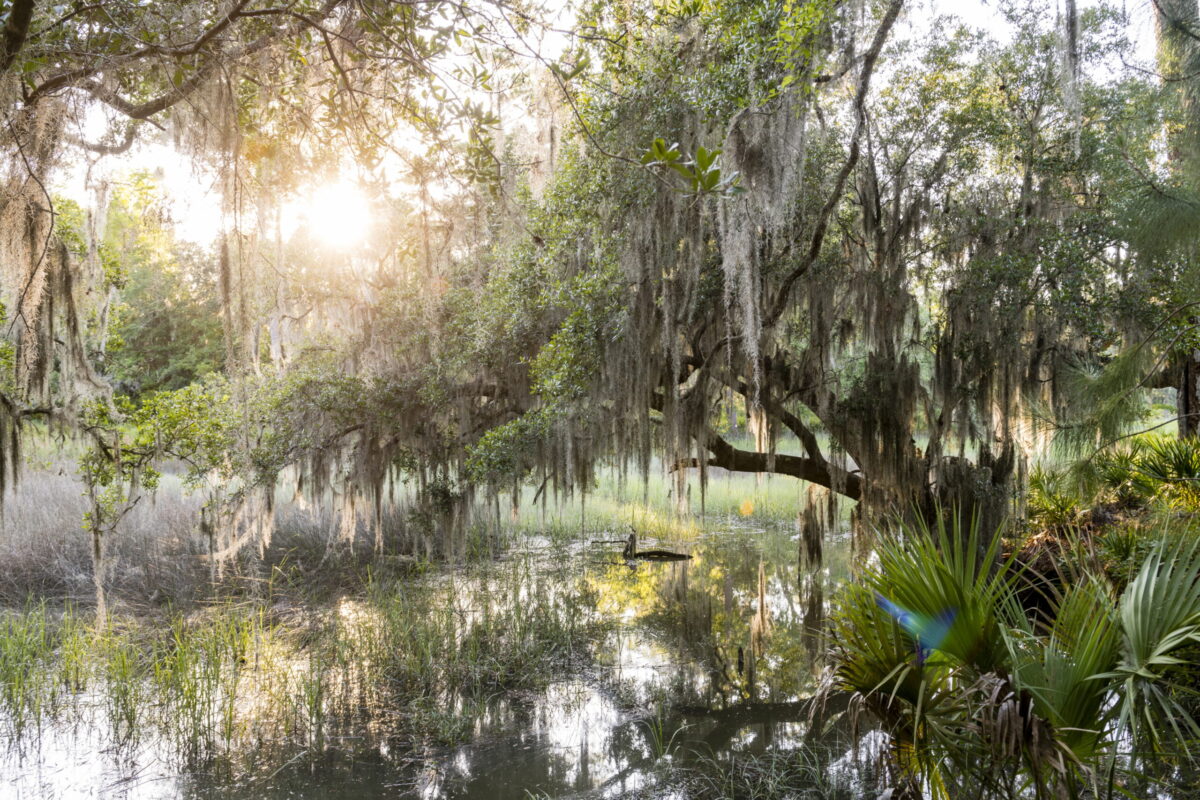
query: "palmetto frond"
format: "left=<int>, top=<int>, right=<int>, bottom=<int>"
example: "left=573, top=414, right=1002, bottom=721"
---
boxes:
left=834, top=518, right=1200, bottom=796
left=1006, top=576, right=1121, bottom=758
left=1106, top=537, right=1200, bottom=754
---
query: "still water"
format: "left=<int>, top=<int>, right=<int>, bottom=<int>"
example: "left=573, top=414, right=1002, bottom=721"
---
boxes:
left=3, top=522, right=860, bottom=799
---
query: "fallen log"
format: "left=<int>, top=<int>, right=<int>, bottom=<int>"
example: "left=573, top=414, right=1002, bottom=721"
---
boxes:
left=622, top=529, right=692, bottom=561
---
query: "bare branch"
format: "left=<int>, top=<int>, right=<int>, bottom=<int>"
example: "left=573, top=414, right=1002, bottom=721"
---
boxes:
left=65, top=123, right=138, bottom=155
left=677, top=428, right=862, bottom=501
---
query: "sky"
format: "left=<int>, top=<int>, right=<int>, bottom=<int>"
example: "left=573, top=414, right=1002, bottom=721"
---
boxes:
left=924, top=0, right=1157, bottom=62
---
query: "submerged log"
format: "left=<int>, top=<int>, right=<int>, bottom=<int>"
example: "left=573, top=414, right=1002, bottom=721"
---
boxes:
left=622, top=529, right=692, bottom=561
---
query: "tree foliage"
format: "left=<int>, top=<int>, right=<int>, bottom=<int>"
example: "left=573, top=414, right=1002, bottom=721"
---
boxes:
left=0, top=0, right=1196, bottom=604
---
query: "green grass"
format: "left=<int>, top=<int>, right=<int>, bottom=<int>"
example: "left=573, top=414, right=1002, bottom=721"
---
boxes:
left=684, top=749, right=856, bottom=800
left=617, top=741, right=864, bottom=800
left=0, top=601, right=55, bottom=734
left=0, top=601, right=96, bottom=735
left=318, top=558, right=603, bottom=739
left=0, top=553, right=605, bottom=769
left=502, top=451, right=837, bottom=548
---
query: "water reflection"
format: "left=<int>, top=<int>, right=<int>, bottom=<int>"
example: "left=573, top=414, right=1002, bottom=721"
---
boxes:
left=3, top=522, right=852, bottom=799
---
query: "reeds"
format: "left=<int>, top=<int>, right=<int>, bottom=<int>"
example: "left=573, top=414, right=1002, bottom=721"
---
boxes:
left=0, top=556, right=602, bottom=771
left=684, top=748, right=857, bottom=800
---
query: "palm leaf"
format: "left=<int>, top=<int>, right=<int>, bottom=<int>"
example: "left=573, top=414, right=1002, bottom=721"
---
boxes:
left=1007, top=576, right=1121, bottom=758
left=863, top=513, right=1019, bottom=674
left=1104, top=537, right=1200, bottom=756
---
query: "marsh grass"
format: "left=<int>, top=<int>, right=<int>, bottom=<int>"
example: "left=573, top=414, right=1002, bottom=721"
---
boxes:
left=503, top=455, right=820, bottom=550
left=0, top=441, right=814, bottom=611
left=684, top=748, right=858, bottom=800
left=0, top=554, right=604, bottom=774
left=0, top=467, right=207, bottom=607
left=307, top=558, right=603, bottom=746
left=641, top=710, right=688, bottom=760
left=621, top=741, right=866, bottom=800
left=0, top=601, right=56, bottom=735
left=148, top=607, right=265, bottom=762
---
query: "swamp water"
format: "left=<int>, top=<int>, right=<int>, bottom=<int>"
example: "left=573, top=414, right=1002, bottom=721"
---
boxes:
left=2, top=521, right=871, bottom=799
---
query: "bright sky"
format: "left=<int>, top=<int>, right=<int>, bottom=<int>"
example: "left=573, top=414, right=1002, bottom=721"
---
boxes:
left=924, top=0, right=1157, bottom=63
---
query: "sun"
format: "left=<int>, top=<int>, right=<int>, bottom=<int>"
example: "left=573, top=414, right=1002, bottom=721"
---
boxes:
left=286, top=180, right=372, bottom=250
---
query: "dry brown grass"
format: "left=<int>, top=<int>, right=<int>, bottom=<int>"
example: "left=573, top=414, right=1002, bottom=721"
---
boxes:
left=0, top=459, right=406, bottom=609
left=0, top=464, right=209, bottom=608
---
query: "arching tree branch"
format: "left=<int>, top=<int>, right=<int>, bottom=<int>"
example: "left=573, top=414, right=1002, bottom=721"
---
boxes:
left=24, top=0, right=348, bottom=117
left=65, top=123, right=138, bottom=155
left=674, top=428, right=862, bottom=501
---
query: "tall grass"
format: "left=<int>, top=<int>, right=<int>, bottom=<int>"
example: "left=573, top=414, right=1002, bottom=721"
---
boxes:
left=0, top=602, right=94, bottom=736
left=0, top=467, right=207, bottom=606
left=149, top=607, right=265, bottom=762
left=0, top=601, right=56, bottom=734
left=305, top=559, right=602, bottom=745
left=0, top=554, right=604, bottom=772
left=684, top=749, right=857, bottom=800
left=1, top=446, right=818, bottom=612
left=504, top=453, right=829, bottom=548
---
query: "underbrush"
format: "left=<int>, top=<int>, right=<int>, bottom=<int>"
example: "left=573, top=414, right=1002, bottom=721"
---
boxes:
left=1027, top=435, right=1200, bottom=531
left=1021, top=435, right=1200, bottom=590
left=834, top=514, right=1200, bottom=799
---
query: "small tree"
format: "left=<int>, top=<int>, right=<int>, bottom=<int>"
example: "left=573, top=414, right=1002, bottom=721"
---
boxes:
left=78, top=385, right=229, bottom=624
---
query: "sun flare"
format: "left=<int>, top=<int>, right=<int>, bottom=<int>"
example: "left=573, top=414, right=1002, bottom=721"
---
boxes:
left=286, top=180, right=372, bottom=250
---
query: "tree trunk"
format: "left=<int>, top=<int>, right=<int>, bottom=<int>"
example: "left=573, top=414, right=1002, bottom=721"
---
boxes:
left=1158, top=0, right=1200, bottom=441
left=1180, top=347, right=1200, bottom=437
left=920, top=444, right=1016, bottom=549
left=92, top=525, right=107, bottom=626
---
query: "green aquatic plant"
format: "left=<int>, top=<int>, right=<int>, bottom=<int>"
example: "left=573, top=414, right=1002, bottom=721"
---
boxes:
left=685, top=746, right=856, bottom=800
left=0, top=602, right=95, bottom=735
left=147, top=605, right=266, bottom=763
left=0, top=601, right=54, bottom=734
left=641, top=710, right=688, bottom=761
left=99, top=625, right=144, bottom=744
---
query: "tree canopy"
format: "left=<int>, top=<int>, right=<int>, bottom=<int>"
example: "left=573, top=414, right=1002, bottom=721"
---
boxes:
left=0, top=0, right=1195, bottom=565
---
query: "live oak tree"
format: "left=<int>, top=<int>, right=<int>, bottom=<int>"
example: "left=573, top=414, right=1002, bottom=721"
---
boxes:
left=0, top=0, right=540, bottom=579
left=0, top=0, right=506, bottom=457
left=243, top=0, right=1169, bottom=552
left=464, top=0, right=1162, bottom=540
left=0, top=0, right=1188, bottom=588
